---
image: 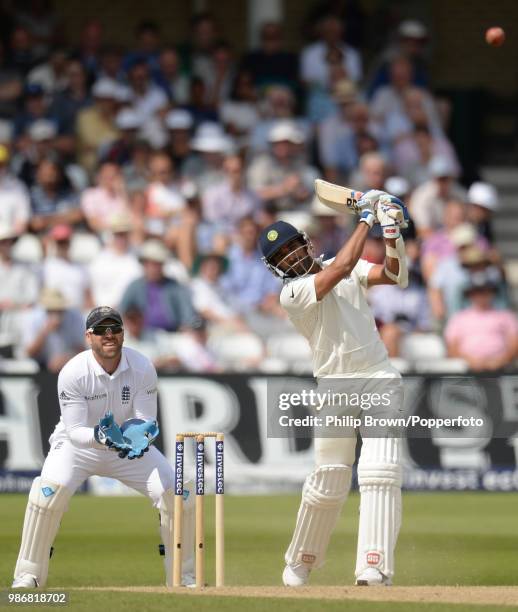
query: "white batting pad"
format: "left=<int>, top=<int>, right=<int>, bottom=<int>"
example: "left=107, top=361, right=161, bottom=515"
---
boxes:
left=160, top=482, right=195, bottom=586
left=14, top=477, right=72, bottom=587
left=355, top=437, right=402, bottom=579
left=285, top=465, right=352, bottom=570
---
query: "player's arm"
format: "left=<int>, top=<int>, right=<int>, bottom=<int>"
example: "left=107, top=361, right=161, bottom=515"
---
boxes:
left=314, top=222, right=370, bottom=300
left=58, top=372, right=105, bottom=449
left=367, top=237, right=405, bottom=287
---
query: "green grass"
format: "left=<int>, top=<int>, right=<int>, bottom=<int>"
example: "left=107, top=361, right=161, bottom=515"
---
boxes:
left=1, top=492, right=517, bottom=610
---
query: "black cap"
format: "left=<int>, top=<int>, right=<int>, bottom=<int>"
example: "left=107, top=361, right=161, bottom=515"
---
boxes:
left=86, top=306, right=123, bottom=330
left=259, top=220, right=304, bottom=261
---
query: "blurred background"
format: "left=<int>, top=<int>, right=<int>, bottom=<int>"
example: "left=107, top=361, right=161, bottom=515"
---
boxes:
left=1, top=0, right=518, bottom=493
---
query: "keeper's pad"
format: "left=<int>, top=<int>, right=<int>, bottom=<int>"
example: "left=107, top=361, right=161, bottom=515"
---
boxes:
left=159, top=482, right=195, bottom=586
left=384, top=236, right=408, bottom=288
left=285, top=465, right=352, bottom=570
left=14, top=477, right=72, bottom=587
left=355, top=438, right=402, bottom=580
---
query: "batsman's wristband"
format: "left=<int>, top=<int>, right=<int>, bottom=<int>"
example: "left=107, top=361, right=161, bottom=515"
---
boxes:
left=359, top=210, right=375, bottom=228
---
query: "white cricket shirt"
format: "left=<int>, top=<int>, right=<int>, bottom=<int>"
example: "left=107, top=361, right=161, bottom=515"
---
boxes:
left=280, top=258, right=388, bottom=377
left=53, top=346, right=158, bottom=449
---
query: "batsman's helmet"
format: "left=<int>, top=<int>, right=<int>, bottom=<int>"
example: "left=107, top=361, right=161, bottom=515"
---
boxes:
left=259, top=220, right=314, bottom=278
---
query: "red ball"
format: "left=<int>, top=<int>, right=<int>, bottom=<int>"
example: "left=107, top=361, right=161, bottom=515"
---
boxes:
left=485, top=27, right=505, bottom=47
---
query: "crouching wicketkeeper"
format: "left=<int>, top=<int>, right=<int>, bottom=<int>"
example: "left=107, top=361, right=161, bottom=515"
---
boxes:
left=12, top=307, right=195, bottom=588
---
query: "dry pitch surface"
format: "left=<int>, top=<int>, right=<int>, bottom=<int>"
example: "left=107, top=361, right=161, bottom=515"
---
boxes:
left=79, top=586, right=518, bottom=607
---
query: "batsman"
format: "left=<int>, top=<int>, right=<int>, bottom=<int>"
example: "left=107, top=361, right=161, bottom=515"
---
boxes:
left=12, top=307, right=195, bottom=588
left=260, top=186, right=409, bottom=586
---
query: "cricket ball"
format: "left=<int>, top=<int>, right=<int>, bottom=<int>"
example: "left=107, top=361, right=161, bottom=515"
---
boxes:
left=485, top=27, right=505, bottom=47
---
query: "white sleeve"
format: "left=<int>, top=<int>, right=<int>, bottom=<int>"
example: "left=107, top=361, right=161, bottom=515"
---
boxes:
left=133, top=361, right=158, bottom=421
left=280, top=277, right=317, bottom=316
left=353, top=258, right=375, bottom=288
left=58, top=369, right=104, bottom=449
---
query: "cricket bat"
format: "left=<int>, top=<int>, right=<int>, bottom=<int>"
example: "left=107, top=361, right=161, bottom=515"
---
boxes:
left=314, top=179, right=405, bottom=223
left=314, top=179, right=363, bottom=215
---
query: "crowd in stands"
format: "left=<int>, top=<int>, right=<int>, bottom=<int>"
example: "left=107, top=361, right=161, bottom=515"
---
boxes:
left=0, top=4, right=516, bottom=374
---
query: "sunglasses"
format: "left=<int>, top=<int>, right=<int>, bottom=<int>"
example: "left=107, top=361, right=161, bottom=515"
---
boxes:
left=88, top=324, right=123, bottom=336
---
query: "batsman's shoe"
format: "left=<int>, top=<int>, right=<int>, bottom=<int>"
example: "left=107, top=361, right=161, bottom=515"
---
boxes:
left=282, top=563, right=310, bottom=587
left=356, top=567, right=392, bottom=586
left=12, top=574, right=38, bottom=588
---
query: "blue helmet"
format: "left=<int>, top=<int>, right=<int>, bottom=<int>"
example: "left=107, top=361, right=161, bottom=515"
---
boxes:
left=259, top=220, right=314, bottom=278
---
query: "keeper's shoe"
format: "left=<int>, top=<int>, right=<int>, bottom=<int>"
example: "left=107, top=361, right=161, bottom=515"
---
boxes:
left=282, top=563, right=310, bottom=587
left=12, top=574, right=38, bottom=588
left=355, top=567, right=392, bottom=586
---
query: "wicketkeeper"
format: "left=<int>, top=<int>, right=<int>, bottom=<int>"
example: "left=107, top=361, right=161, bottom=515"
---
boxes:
left=12, top=306, right=194, bottom=588
left=259, top=189, right=409, bottom=586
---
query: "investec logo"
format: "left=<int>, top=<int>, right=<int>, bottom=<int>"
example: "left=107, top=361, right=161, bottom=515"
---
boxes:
left=175, top=442, right=183, bottom=495
left=216, top=440, right=224, bottom=494
left=196, top=442, right=204, bottom=495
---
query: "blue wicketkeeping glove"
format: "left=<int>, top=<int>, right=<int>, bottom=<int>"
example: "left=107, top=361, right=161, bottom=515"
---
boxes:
left=120, top=418, right=159, bottom=460
left=94, top=411, right=132, bottom=458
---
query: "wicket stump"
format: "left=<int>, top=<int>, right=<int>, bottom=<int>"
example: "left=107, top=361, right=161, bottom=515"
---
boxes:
left=172, top=432, right=224, bottom=588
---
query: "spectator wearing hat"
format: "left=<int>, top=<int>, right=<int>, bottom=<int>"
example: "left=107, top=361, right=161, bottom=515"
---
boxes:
left=76, top=78, right=121, bottom=173
left=467, top=181, right=499, bottom=244
left=300, top=14, right=362, bottom=88
left=144, top=152, right=185, bottom=237
left=366, top=19, right=429, bottom=98
left=88, top=215, right=141, bottom=307
left=429, top=223, right=507, bottom=322
left=0, top=145, right=31, bottom=234
left=155, top=47, right=190, bottom=105
left=240, top=22, right=299, bottom=93
left=41, top=224, right=93, bottom=311
left=184, top=122, right=232, bottom=193
left=119, top=239, right=199, bottom=333
left=247, top=120, right=319, bottom=211
left=164, top=109, right=195, bottom=175
left=0, top=224, right=38, bottom=351
left=421, top=199, right=471, bottom=281
left=202, top=153, right=258, bottom=232
left=445, top=274, right=518, bottom=372
left=409, top=156, right=466, bottom=237
left=102, top=108, right=142, bottom=166
left=21, top=287, right=85, bottom=372
left=80, top=161, right=130, bottom=233
left=29, top=158, right=82, bottom=233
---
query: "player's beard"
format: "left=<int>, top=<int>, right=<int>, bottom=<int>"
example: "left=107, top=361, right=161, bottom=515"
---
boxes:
left=93, top=334, right=123, bottom=360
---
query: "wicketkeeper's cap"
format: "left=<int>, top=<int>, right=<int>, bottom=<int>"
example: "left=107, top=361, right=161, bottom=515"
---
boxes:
left=259, top=220, right=304, bottom=260
left=86, top=306, right=123, bottom=330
